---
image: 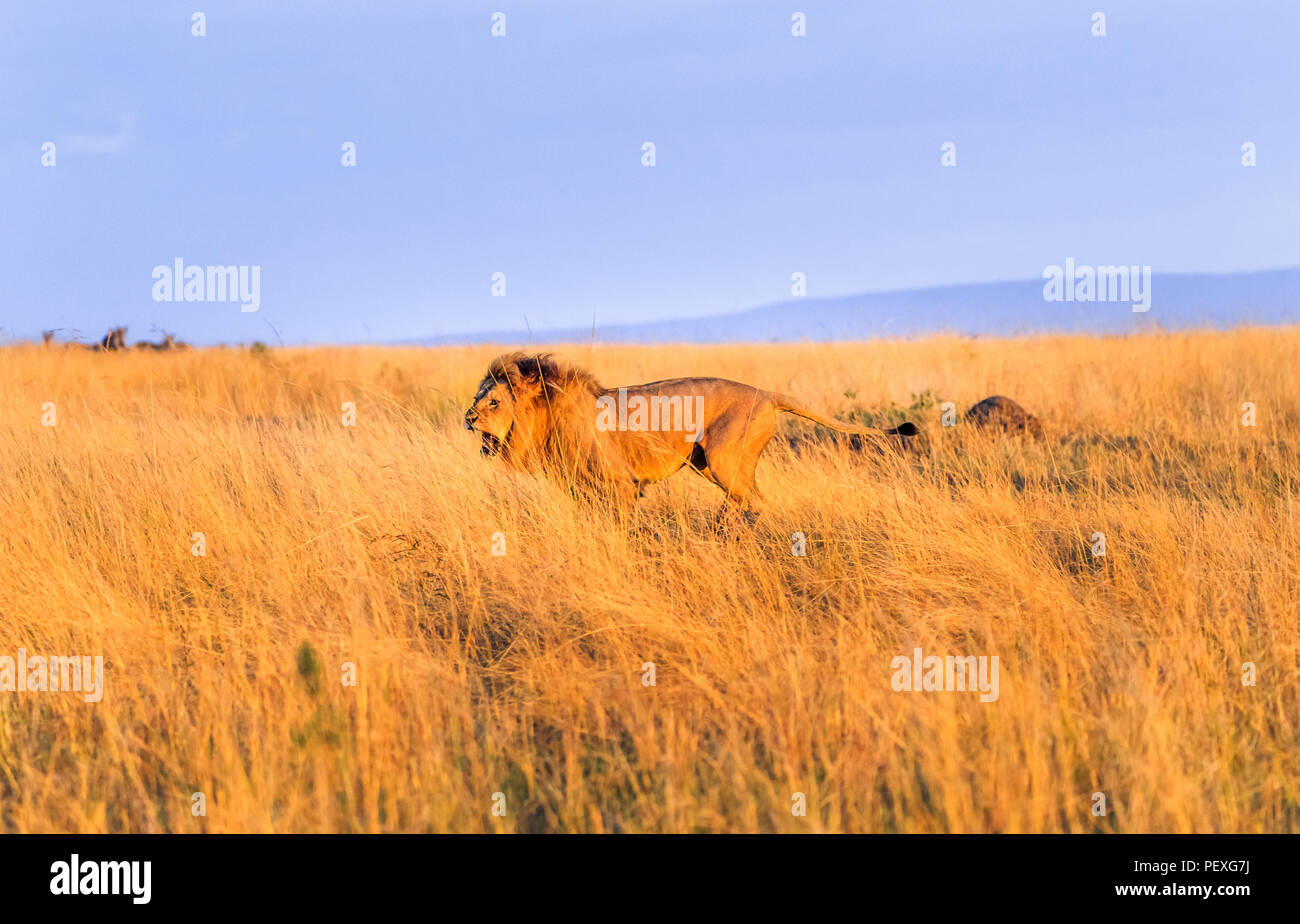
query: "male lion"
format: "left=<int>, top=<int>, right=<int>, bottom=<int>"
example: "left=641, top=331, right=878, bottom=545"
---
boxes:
left=464, top=352, right=919, bottom=514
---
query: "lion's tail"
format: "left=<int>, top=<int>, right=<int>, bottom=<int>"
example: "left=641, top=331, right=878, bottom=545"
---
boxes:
left=773, top=395, right=921, bottom=451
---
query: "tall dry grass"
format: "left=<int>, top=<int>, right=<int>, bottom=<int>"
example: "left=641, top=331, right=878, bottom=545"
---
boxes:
left=0, top=328, right=1296, bottom=832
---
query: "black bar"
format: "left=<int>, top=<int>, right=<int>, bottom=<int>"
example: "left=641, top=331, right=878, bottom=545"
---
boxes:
left=1, top=834, right=1279, bottom=911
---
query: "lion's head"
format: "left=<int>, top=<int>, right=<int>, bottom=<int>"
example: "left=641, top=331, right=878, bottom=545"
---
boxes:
left=463, top=352, right=603, bottom=462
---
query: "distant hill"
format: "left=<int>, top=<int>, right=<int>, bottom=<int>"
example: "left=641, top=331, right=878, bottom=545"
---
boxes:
left=402, top=268, right=1300, bottom=345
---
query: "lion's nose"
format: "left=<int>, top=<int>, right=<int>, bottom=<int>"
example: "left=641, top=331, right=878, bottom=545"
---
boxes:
left=464, top=409, right=478, bottom=430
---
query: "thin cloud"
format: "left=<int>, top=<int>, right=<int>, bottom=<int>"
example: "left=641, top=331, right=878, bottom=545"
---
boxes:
left=65, top=115, right=136, bottom=155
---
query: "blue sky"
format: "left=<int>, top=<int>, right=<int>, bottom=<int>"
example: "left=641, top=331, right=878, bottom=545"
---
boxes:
left=2, top=0, right=1297, bottom=344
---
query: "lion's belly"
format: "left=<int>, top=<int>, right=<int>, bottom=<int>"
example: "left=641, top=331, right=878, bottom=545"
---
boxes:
left=608, top=430, right=696, bottom=483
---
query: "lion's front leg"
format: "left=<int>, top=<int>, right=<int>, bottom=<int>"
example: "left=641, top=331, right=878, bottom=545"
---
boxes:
left=563, top=465, right=639, bottom=515
left=610, top=479, right=640, bottom=513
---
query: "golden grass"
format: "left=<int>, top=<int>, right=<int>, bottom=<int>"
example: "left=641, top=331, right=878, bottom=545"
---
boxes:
left=1, top=328, right=1297, bottom=833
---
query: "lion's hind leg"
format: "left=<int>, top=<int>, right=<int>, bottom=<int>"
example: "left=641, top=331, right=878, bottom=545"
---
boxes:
left=690, top=438, right=771, bottom=521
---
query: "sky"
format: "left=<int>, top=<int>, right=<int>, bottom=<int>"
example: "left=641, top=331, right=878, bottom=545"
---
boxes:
left=2, top=0, right=1297, bottom=344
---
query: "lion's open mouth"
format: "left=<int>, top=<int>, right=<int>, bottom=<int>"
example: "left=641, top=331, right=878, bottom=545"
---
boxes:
left=477, top=422, right=513, bottom=457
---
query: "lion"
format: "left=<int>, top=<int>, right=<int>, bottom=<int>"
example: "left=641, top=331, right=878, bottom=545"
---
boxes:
left=964, top=395, right=1044, bottom=438
left=463, top=352, right=920, bottom=515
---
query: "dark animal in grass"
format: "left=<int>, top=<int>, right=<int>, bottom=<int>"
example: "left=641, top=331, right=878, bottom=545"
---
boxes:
left=964, top=396, right=1044, bottom=438
left=89, top=327, right=127, bottom=351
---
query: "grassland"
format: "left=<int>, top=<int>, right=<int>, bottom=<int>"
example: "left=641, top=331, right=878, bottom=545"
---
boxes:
left=0, top=327, right=1296, bottom=832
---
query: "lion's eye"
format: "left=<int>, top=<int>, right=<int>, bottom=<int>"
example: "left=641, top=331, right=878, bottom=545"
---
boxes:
left=489, top=399, right=499, bottom=409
